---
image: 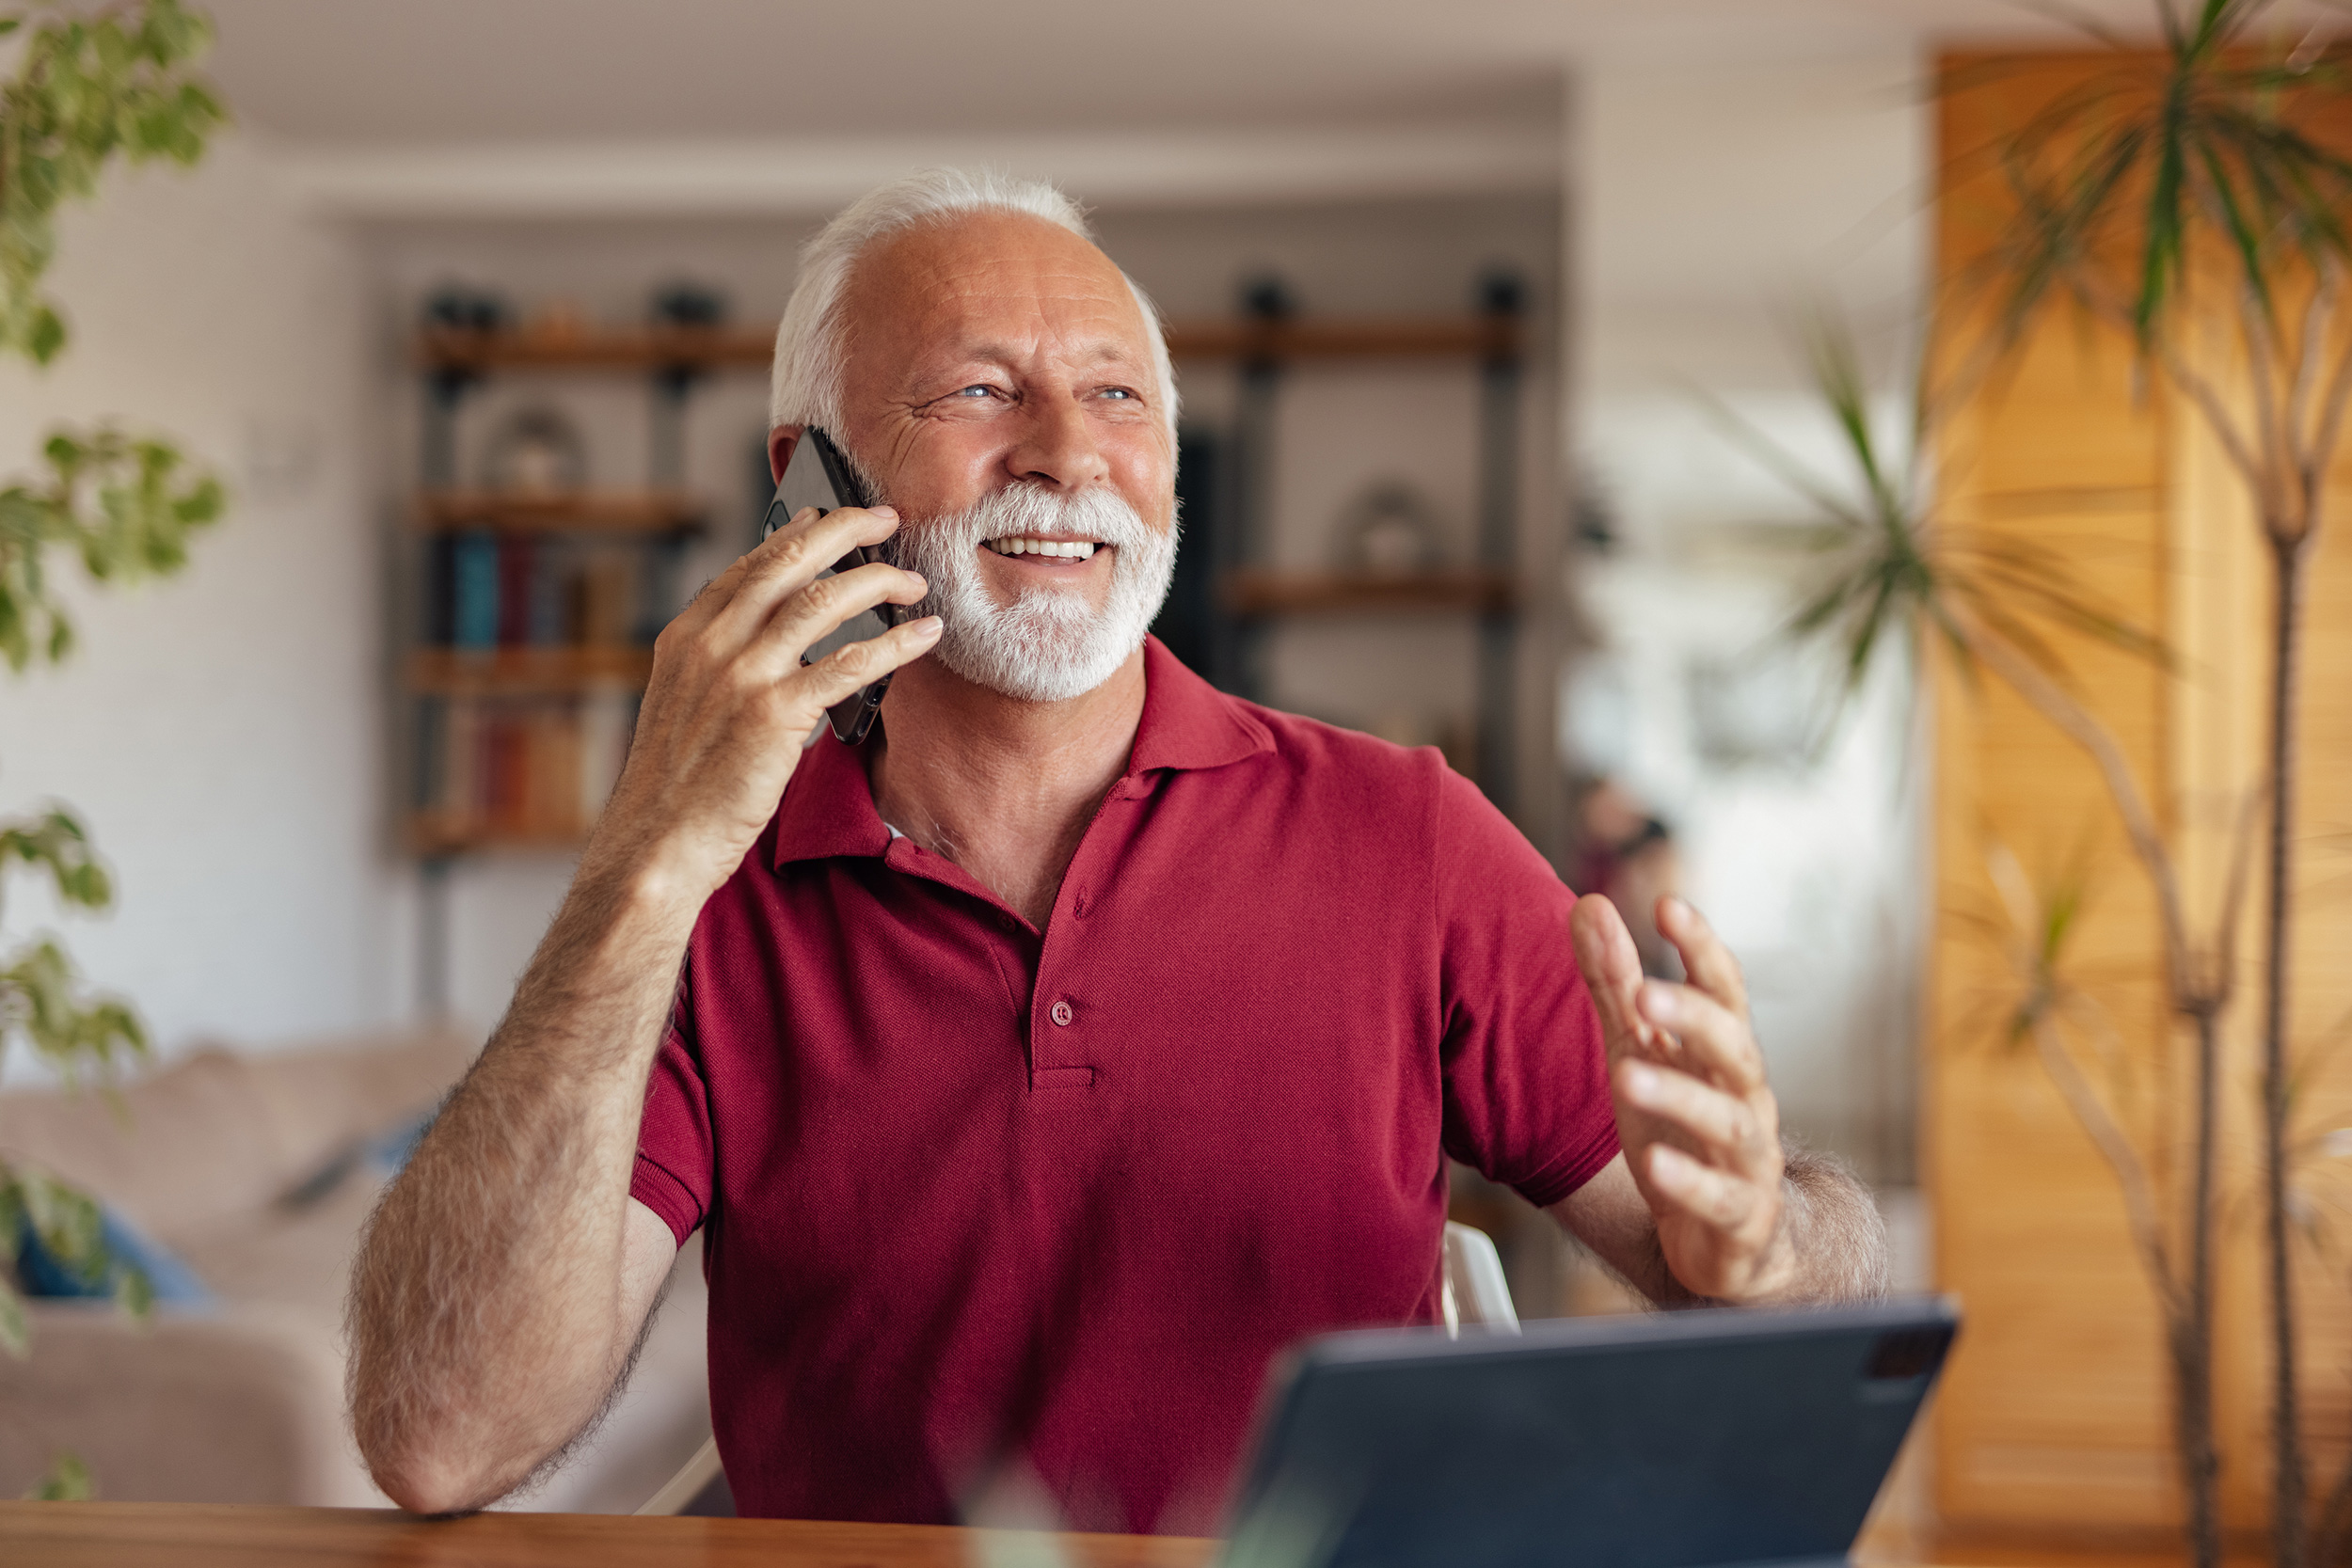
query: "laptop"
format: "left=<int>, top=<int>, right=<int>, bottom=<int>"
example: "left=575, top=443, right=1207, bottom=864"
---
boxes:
left=1219, top=1296, right=1958, bottom=1568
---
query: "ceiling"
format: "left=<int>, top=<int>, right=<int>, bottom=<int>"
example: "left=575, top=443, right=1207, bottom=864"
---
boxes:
left=198, top=0, right=2192, bottom=148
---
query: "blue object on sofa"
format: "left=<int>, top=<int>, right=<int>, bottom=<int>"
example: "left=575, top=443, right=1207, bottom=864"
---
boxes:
left=15, top=1204, right=215, bottom=1307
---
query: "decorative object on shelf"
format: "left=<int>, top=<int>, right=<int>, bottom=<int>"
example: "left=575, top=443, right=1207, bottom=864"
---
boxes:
left=1333, top=480, right=1446, bottom=578
left=421, top=283, right=507, bottom=336
left=650, top=280, right=728, bottom=329
left=481, top=404, right=586, bottom=496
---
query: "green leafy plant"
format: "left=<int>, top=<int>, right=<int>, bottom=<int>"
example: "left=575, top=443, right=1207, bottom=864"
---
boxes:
left=0, top=0, right=224, bottom=1503
left=0, top=0, right=221, bottom=364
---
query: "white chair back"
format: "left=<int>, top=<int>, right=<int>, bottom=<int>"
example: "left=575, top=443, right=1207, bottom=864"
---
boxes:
left=1438, top=1220, right=1520, bottom=1337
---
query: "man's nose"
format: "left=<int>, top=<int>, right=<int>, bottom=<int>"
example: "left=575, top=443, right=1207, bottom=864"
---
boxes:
left=1006, top=394, right=1110, bottom=492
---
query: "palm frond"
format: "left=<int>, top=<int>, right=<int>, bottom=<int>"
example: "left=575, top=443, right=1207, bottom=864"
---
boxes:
left=1689, top=384, right=1874, bottom=532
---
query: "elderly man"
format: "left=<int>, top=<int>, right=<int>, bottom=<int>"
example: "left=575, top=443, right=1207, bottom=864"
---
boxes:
left=348, top=169, right=1886, bottom=1534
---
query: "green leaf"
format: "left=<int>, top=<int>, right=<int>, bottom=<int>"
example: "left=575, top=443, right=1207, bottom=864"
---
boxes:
left=0, top=1, right=224, bottom=370
left=27, top=307, right=64, bottom=365
left=113, top=1259, right=152, bottom=1320
left=0, top=936, right=150, bottom=1088
left=2195, top=128, right=2271, bottom=321
left=0, top=1275, right=25, bottom=1359
left=0, top=421, right=225, bottom=673
left=29, top=1451, right=94, bottom=1502
left=0, top=807, right=114, bottom=919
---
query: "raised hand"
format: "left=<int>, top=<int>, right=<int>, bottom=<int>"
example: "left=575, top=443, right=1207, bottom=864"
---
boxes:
left=585, top=502, right=941, bottom=906
left=1568, top=892, right=1796, bottom=1303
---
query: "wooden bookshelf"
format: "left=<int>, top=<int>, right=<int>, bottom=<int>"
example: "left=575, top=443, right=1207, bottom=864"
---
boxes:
left=408, top=646, right=655, bottom=694
left=414, top=314, right=1519, bottom=374
left=1224, top=568, right=1518, bottom=618
left=417, top=489, right=707, bottom=535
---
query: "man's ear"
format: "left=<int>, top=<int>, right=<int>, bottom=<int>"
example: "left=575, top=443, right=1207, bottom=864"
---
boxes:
left=768, top=425, right=803, bottom=484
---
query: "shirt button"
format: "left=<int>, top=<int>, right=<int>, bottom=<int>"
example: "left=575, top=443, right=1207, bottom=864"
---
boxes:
left=1049, top=999, right=1074, bottom=1027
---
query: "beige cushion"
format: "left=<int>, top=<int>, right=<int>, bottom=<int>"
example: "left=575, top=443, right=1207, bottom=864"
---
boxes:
left=0, top=1301, right=375, bottom=1505
left=0, top=1026, right=711, bottom=1513
left=0, top=1027, right=475, bottom=1244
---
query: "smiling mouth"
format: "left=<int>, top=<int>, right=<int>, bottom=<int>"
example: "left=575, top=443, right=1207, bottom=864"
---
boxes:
left=983, top=535, right=1103, bottom=561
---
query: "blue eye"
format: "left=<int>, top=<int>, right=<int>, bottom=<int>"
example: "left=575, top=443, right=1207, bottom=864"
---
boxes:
left=1102, top=388, right=1133, bottom=399
left=958, top=385, right=992, bottom=398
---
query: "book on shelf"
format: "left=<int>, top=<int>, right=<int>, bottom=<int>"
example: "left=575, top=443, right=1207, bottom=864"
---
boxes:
left=452, top=531, right=500, bottom=648
left=414, top=689, right=639, bottom=846
left=496, top=536, right=537, bottom=646
left=422, top=530, right=671, bottom=652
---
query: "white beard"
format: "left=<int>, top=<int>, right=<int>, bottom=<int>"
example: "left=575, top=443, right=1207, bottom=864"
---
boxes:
left=889, top=482, right=1178, bottom=704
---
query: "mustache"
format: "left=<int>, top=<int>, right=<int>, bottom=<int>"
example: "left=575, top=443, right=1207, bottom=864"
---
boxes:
left=911, top=481, right=1159, bottom=549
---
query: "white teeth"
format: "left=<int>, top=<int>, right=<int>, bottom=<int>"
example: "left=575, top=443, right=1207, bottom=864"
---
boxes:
left=987, top=536, right=1098, bottom=560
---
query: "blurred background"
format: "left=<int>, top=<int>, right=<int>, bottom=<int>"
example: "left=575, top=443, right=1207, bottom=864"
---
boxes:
left=2, top=0, right=2346, bottom=1558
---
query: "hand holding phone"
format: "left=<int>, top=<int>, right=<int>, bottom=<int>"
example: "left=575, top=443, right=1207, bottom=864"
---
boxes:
left=763, top=428, right=905, bottom=745
left=582, top=438, right=935, bottom=910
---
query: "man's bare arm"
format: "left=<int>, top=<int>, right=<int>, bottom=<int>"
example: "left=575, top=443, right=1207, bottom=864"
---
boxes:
left=345, top=867, right=699, bottom=1514
left=345, top=499, right=940, bottom=1515
left=1549, top=1147, right=1889, bottom=1307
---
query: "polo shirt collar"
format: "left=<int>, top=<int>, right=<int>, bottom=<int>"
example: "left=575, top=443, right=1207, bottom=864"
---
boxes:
left=771, top=636, right=1274, bottom=869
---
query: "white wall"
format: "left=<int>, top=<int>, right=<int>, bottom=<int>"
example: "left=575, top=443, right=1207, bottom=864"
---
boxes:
left=1567, top=49, right=1931, bottom=1179
left=0, top=135, right=400, bottom=1073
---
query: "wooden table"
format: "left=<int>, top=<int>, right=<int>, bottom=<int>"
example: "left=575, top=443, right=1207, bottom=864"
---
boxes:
left=0, top=1503, right=1223, bottom=1568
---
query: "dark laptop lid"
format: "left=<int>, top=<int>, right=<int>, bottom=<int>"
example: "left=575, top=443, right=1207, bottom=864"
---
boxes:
left=1220, top=1297, right=1958, bottom=1568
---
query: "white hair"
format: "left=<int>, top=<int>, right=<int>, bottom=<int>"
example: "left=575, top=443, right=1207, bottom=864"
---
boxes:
left=769, top=167, right=1179, bottom=440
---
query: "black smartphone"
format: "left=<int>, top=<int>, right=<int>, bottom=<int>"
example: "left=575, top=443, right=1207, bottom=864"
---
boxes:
left=761, top=428, right=904, bottom=745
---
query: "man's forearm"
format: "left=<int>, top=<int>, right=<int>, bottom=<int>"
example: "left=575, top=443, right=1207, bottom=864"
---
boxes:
left=1572, top=1144, right=1890, bottom=1309
left=1764, top=1147, right=1891, bottom=1303
left=345, top=855, right=699, bottom=1514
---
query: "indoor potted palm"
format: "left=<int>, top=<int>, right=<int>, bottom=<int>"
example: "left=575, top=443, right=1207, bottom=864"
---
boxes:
left=1739, top=7, right=2352, bottom=1560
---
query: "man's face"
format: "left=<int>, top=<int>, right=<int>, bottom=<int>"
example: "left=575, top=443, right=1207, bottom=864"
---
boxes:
left=782, top=211, right=1178, bottom=703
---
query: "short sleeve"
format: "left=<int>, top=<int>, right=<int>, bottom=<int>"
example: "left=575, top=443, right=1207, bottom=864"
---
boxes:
left=1434, top=767, right=1620, bottom=1207
left=630, top=962, right=714, bottom=1246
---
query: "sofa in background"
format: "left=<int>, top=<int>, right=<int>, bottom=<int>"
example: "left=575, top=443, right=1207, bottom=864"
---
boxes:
left=0, top=1028, right=710, bottom=1511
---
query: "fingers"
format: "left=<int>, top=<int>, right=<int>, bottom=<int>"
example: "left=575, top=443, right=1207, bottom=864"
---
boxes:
left=745, top=558, right=931, bottom=678
left=1645, top=1143, right=1767, bottom=1232
left=708, top=504, right=904, bottom=646
left=1658, top=895, right=1750, bottom=1021
left=1635, top=979, right=1766, bottom=1095
left=1569, top=895, right=1655, bottom=1062
left=1614, top=1058, right=1772, bottom=1171
left=790, top=614, right=945, bottom=710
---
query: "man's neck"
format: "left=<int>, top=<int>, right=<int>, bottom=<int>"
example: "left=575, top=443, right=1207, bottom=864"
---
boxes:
left=866, top=648, right=1147, bottom=929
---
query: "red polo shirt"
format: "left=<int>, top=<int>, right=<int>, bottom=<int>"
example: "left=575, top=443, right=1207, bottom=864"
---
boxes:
left=628, top=638, right=1618, bottom=1534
